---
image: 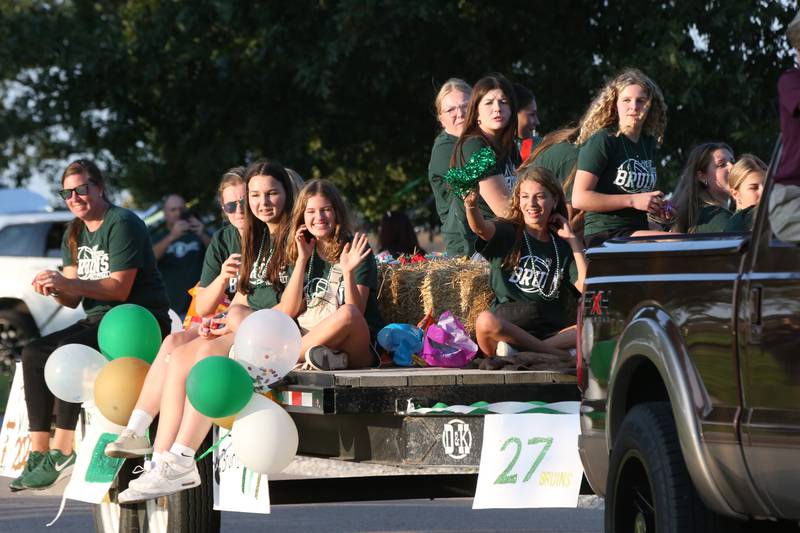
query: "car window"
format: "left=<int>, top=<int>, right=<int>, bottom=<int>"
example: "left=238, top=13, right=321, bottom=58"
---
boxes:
left=45, top=222, right=68, bottom=257
left=0, top=223, right=50, bottom=256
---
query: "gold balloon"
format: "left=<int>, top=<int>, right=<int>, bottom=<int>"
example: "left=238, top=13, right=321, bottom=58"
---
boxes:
left=211, top=414, right=236, bottom=430
left=93, top=357, right=150, bottom=426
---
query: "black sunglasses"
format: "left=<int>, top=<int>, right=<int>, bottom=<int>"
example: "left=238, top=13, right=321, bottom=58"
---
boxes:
left=222, top=198, right=246, bottom=214
left=59, top=183, right=91, bottom=200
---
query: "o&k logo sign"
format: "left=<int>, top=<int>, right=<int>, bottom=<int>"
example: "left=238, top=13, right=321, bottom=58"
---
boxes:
left=442, top=419, right=473, bottom=460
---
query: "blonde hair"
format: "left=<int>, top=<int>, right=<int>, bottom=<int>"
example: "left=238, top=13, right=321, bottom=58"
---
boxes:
left=577, top=68, right=667, bottom=145
left=500, top=166, right=568, bottom=269
left=788, top=10, right=800, bottom=50
left=434, top=78, right=472, bottom=115
left=729, top=154, right=767, bottom=193
left=287, top=179, right=354, bottom=264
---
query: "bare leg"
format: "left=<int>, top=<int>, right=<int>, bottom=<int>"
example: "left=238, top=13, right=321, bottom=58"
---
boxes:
left=152, top=334, right=235, bottom=453
left=224, top=304, right=253, bottom=333
left=51, top=429, right=74, bottom=455
left=543, top=325, right=577, bottom=350
left=134, top=328, right=199, bottom=417
left=30, top=431, right=49, bottom=453
left=475, top=311, right=570, bottom=357
left=632, top=229, right=671, bottom=237
left=299, top=304, right=373, bottom=368
left=173, top=397, right=214, bottom=452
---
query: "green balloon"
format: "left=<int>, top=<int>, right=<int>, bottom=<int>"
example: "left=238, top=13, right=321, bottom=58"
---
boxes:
left=97, top=304, right=162, bottom=363
left=187, top=356, right=253, bottom=419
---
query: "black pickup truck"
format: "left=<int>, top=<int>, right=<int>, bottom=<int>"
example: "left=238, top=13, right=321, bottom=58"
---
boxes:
left=577, top=145, right=800, bottom=532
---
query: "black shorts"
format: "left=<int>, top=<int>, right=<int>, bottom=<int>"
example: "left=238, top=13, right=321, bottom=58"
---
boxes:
left=584, top=228, right=636, bottom=249
left=494, top=301, right=560, bottom=341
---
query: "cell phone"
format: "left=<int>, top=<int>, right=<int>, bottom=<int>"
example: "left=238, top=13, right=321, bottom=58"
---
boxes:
left=210, top=312, right=227, bottom=329
left=303, top=229, right=314, bottom=243
left=179, top=210, right=196, bottom=221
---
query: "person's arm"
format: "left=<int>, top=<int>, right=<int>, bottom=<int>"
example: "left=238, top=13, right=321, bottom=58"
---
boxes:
left=464, top=191, right=496, bottom=242
left=152, top=221, right=190, bottom=260
left=187, top=215, right=212, bottom=247
left=274, top=226, right=315, bottom=317
left=550, top=214, right=587, bottom=292
left=571, top=170, right=663, bottom=214
left=195, top=253, right=241, bottom=316
left=35, top=267, right=137, bottom=303
left=32, top=265, right=82, bottom=308
left=477, top=175, right=511, bottom=218
left=338, top=232, right=371, bottom=313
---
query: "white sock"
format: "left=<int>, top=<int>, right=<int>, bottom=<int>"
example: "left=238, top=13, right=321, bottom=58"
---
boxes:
left=151, top=451, right=162, bottom=467
left=169, top=443, right=195, bottom=467
left=126, top=409, right=153, bottom=436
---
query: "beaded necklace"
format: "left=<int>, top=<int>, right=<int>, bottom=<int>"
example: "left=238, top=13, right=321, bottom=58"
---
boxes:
left=522, top=229, right=561, bottom=300
left=252, top=230, right=273, bottom=284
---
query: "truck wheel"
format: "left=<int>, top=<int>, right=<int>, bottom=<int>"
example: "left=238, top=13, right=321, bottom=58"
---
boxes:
left=605, top=402, right=741, bottom=533
left=0, top=309, right=38, bottom=374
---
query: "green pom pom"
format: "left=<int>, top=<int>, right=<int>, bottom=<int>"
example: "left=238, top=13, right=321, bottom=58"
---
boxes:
left=443, top=146, right=497, bottom=198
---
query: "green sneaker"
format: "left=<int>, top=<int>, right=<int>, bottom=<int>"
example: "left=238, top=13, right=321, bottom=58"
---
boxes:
left=22, top=449, right=76, bottom=490
left=9, top=451, right=46, bottom=492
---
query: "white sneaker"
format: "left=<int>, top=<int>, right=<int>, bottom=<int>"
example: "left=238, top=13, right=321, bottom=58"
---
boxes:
left=120, top=453, right=199, bottom=502
left=105, top=429, right=153, bottom=458
left=495, top=341, right=518, bottom=358
left=302, top=345, right=349, bottom=370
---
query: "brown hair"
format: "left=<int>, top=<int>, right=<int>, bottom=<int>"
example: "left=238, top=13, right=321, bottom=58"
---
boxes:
left=671, top=142, right=734, bottom=233
left=62, top=159, right=108, bottom=264
left=577, top=68, right=668, bottom=145
left=788, top=10, right=800, bottom=50
left=238, top=160, right=296, bottom=294
left=500, top=166, right=568, bottom=269
left=450, top=74, right=519, bottom=168
left=287, top=179, right=354, bottom=264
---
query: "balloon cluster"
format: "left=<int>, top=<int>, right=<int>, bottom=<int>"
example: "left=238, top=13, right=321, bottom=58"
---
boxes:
left=44, top=305, right=302, bottom=475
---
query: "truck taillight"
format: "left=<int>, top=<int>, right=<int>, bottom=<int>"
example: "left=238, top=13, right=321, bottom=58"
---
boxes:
left=576, top=294, right=587, bottom=392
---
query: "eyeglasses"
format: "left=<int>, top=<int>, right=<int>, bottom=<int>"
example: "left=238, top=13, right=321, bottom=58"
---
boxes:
left=442, top=104, right=468, bottom=117
left=222, top=198, right=246, bottom=214
left=59, top=183, right=91, bottom=200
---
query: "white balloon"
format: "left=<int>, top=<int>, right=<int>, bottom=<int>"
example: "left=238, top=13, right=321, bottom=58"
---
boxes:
left=168, top=309, right=184, bottom=333
left=233, top=309, right=301, bottom=391
left=231, top=394, right=298, bottom=475
left=44, top=344, right=108, bottom=403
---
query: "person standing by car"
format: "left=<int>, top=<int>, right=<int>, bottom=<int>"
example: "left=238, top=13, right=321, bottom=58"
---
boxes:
left=11, top=159, right=171, bottom=492
left=151, top=194, right=211, bottom=318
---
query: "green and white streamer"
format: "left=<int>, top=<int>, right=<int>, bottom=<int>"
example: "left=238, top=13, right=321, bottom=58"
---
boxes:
left=404, top=400, right=580, bottom=415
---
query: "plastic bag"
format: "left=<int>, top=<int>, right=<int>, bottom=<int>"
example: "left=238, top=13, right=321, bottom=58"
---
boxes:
left=377, top=323, right=424, bottom=367
left=421, top=311, right=478, bottom=368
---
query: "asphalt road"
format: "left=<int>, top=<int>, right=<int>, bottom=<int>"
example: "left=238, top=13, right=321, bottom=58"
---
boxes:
left=0, top=481, right=604, bottom=533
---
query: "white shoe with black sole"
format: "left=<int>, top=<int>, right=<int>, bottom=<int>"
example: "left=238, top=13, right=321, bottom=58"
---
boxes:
left=118, top=452, right=200, bottom=503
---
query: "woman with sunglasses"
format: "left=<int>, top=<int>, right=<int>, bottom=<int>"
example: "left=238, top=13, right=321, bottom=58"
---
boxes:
left=11, top=159, right=172, bottom=492
left=104, top=167, right=247, bottom=458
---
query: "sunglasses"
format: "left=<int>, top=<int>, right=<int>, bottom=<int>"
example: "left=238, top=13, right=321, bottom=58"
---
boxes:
left=59, top=183, right=91, bottom=200
left=222, top=198, right=246, bottom=214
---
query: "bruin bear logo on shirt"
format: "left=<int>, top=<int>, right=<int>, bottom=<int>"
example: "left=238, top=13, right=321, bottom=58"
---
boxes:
left=508, top=254, right=552, bottom=295
left=305, top=277, right=345, bottom=304
left=166, top=240, right=201, bottom=258
left=613, top=159, right=657, bottom=193
left=77, top=245, right=111, bottom=280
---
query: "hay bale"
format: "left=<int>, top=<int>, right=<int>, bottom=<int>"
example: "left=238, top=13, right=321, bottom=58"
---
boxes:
left=377, top=258, right=493, bottom=335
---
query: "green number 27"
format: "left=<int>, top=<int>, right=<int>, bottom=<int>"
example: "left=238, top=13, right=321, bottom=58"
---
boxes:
left=494, top=437, right=553, bottom=485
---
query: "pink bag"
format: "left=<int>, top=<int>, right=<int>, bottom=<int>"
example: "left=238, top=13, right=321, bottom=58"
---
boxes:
left=421, top=311, right=478, bottom=368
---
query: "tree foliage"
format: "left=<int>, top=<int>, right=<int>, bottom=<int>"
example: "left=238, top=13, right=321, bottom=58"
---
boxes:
left=0, top=0, right=796, bottom=223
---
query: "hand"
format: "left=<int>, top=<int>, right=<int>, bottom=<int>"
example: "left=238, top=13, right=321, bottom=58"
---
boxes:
left=187, top=216, right=204, bottom=236
left=464, top=190, right=479, bottom=209
left=169, top=219, right=190, bottom=239
left=294, top=225, right=315, bottom=263
left=631, top=191, right=663, bottom=214
left=221, top=254, right=241, bottom=279
left=199, top=313, right=229, bottom=338
left=339, top=232, right=371, bottom=274
left=549, top=214, right=575, bottom=241
left=32, top=269, right=66, bottom=297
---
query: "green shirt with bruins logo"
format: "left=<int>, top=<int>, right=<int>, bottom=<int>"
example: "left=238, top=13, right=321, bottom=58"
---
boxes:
left=61, top=205, right=170, bottom=319
left=477, top=221, right=577, bottom=333
left=303, top=246, right=384, bottom=337
left=199, top=224, right=241, bottom=302
left=443, top=136, right=521, bottom=257
left=577, top=128, right=659, bottom=237
left=246, top=230, right=287, bottom=311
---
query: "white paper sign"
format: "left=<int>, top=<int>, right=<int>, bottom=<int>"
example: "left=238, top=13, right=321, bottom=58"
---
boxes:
left=212, top=428, right=270, bottom=514
left=0, top=363, right=31, bottom=478
left=472, top=412, right=583, bottom=509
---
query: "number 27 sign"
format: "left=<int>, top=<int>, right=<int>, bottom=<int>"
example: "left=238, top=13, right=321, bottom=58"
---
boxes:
left=472, top=413, right=582, bottom=509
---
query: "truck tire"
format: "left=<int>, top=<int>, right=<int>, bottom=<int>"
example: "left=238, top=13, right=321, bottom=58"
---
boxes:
left=0, top=309, right=38, bottom=374
left=605, top=402, right=742, bottom=533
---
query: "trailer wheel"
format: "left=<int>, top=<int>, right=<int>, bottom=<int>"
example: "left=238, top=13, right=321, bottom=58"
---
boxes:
left=605, top=402, right=741, bottom=533
left=0, top=309, right=38, bottom=374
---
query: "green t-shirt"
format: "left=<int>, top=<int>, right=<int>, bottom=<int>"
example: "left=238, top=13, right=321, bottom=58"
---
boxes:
left=199, top=224, right=242, bottom=302
left=150, top=227, right=206, bottom=315
left=723, top=206, right=756, bottom=233
left=577, top=128, right=659, bottom=236
left=443, top=136, right=521, bottom=257
left=693, top=204, right=733, bottom=233
left=61, top=205, right=170, bottom=319
left=245, top=231, right=287, bottom=311
left=534, top=141, right=579, bottom=201
left=477, top=221, right=577, bottom=334
left=428, top=130, right=458, bottom=226
left=304, top=247, right=384, bottom=337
